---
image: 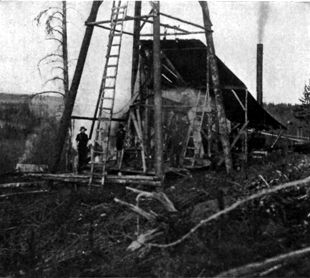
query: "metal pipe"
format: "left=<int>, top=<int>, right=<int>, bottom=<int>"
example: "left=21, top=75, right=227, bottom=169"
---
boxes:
left=152, top=1, right=163, bottom=181
left=257, top=43, right=263, bottom=105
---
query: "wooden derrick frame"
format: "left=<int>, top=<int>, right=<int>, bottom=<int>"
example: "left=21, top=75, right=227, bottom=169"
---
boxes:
left=119, top=106, right=147, bottom=173
left=53, top=0, right=234, bottom=178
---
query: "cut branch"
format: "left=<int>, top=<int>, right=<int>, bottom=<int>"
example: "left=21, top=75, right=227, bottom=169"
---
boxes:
left=126, top=186, right=177, bottom=212
left=47, top=37, right=63, bottom=45
left=127, top=228, right=163, bottom=251
left=114, top=197, right=158, bottom=222
left=214, top=246, right=310, bottom=278
left=43, top=76, right=65, bottom=86
left=148, top=175, right=310, bottom=248
left=37, top=53, right=63, bottom=77
left=31, top=91, right=65, bottom=98
left=51, top=66, right=65, bottom=74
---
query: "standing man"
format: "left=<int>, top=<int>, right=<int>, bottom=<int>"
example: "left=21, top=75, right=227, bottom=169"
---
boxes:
left=116, top=124, right=126, bottom=169
left=76, top=126, right=89, bottom=173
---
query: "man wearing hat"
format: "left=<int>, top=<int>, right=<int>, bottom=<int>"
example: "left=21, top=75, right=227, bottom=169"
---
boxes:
left=76, top=126, right=89, bottom=172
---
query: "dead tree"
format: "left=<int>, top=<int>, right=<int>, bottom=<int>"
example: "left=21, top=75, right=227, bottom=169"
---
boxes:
left=51, top=1, right=102, bottom=173
left=199, top=1, right=233, bottom=174
left=35, top=1, right=69, bottom=98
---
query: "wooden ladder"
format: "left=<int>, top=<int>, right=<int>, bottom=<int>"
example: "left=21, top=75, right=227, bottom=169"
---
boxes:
left=182, top=90, right=208, bottom=167
left=89, top=1, right=128, bottom=185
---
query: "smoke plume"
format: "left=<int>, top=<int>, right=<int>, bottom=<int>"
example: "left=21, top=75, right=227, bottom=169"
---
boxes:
left=257, top=2, right=270, bottom=43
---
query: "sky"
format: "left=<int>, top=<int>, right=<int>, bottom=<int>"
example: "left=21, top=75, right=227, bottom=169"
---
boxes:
left=1, top=0, right=310, bottom=121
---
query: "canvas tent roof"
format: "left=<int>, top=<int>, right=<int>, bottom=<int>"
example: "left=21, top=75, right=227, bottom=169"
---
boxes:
left=140, top=39, right=285, bottom=130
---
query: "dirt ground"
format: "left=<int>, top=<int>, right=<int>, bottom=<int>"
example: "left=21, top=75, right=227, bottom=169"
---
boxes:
left=1, top=152, right=310, bottom=277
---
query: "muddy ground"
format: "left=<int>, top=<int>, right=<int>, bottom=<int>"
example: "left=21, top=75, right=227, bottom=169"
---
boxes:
left=1, top=152, right=310, bottom=277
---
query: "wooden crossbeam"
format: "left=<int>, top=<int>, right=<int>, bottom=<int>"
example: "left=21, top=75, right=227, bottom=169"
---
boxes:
left=140, top=31, right=206, bottom=37
left=231, top=89, right=245, bottom=111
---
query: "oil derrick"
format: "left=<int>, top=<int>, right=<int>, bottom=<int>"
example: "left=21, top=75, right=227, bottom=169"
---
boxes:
left=52, top=0, right=233, bottom=186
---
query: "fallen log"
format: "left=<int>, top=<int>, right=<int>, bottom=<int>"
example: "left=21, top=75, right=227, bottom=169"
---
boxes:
left=214, top=246, right=310, bottom=278
left=26, top=173, right=161, bottom=186
left=0, top=190, right=51, bottom=199
left=0, top=181, right=46, bottom=189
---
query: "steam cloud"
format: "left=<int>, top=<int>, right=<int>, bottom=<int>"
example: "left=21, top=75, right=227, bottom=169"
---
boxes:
left=257, top=2, right=270, bottom=43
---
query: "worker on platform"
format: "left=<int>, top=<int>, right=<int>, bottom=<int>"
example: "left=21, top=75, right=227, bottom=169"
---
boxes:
left=76, top=126, right=89, bottom=173
left=116, top=123, right=126, bottom=169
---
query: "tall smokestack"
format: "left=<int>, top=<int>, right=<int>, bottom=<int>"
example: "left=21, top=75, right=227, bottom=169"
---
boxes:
left=256, top=43, right=263, bottom=106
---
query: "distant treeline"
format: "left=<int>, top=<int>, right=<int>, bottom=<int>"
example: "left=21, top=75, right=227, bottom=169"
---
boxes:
left=265, top=103, right=310, bottom=137
left=0, top=98, right=62, bottom=174
left=0, top=102, right=41, bottom=139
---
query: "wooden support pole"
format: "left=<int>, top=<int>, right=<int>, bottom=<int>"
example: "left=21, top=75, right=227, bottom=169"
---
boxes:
left=131, top=1, right=142, bottom=96
left=51, top=1, right=102, bottom=173
left=199, top=1, right=232, bottom=174
left=152, top=1, right=163, bottom=181
left=244, top=89, right=248, bottom=163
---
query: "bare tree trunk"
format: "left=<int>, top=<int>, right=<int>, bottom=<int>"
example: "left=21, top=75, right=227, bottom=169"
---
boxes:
left=199, top=1, right=232, bottom=174
left=51, top=1, right=102, bottom=173
left=62, top=0, right=69, bottom=98
left=152, top=1, right=163, bottom=182
left=62, top=1, right=71, bottom=171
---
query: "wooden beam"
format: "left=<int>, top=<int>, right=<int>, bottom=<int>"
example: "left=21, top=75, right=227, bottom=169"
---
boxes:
left=52, top=0, right=102, bottom=173
left=86, top=14, right=152, bottom=26
left=159, top=11, right=207, bottom=31
left=131, top=1, right=142, bottom=96
left=92, top=23, right=133, bottom=36
left=231, top=89, right=245, bottom=110
left=128, top=16, right=189, bottom=33
left=153, top=1, right=163, bottom=182
left=217, top=121, right=249, bottom=166
left=140, top=31, right=206, bottom=37
left=200, top=1, right=232, bottom=174
left=140, top=8, right=154, bottom=31
left=71, top=115, right=125, bottom=122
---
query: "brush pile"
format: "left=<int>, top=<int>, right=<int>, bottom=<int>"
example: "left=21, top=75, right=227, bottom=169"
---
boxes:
left=1, top=153, right=310, bottom=277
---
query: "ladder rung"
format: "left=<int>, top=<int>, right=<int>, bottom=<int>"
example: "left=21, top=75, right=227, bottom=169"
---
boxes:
left=109, top=54, right=119, bottom=58
left=107, top=65, right=118, bottom=67
left=98, top=117, right=110, bottom=120
left=102, top=97, right=114, bottom=100
left=104, top=86, right=116, bottom=89
left=112, top=44, right=121, bottom=46
left=114, top=33, right=122, bottom=36
left=102, top=107, right=113, bottom=110
left=184, top=157, right=195, bottom=161
left=112, top=6, right=127, bottom=10
left=93, top=150, right=106, bottom=154
left=90, top=161, right=106, bottom=165
left=103, top=75, right=116, bottom=79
